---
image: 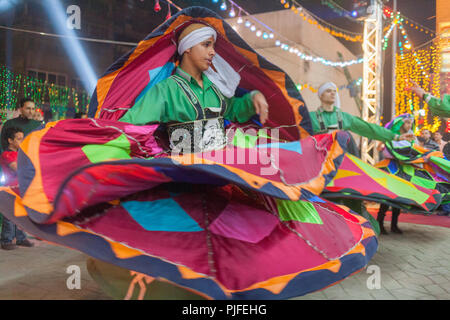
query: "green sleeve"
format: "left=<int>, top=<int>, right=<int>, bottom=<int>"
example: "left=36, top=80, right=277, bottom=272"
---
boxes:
left=342, top=112, right=397, bottom=143
left=425, top=94, right=450, bottom=118
left=309, top=112, right=321, bottom=134
left=119, top=83, right=169, bottom=125
left=223, top=91, right=257, bottom=123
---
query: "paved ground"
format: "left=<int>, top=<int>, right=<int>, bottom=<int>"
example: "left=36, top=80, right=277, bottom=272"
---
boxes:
left=1, top=220, right=449, bottom=300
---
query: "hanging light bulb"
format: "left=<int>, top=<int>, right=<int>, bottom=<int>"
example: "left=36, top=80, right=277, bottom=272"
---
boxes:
left=269, top=33, right=274, bottom=39
left=165, top=3, right=171, bottom=20
left=220, top=0, right=227, bottom=11
left=245, top=20, right=251, bottom=28
left=237, top=16, right=243, bottom=24
left=275, top=40, right=281, bottom=46
left=212, top=0, right=219, bottom=3
left=262, top=32, right=269, bottom=39
left=229, top=6, right=236, bottom=17
left=250, top=25, right=256, bottom=32
left=154, top=0, right=161, bottom=12
left=256, top=30, right=262, bottom=37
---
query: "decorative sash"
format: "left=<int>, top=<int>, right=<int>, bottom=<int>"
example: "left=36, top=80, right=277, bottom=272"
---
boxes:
left=315, top=107, right=343, bottom=134
left=168, top=75, right=228, bottom=153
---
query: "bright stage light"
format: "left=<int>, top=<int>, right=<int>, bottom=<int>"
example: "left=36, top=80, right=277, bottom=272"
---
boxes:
left=0, top=0, right=18, bottom=12
left=44, top=0, right=97, bottom=94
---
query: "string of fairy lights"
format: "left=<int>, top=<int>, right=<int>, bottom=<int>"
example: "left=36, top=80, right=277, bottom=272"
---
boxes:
left=319, top=0, right=435, bottom=38
left=395, top=42, right=443, bottom=133
left=382, top=10, right=413, bottom=53
left=0, top=66, right=90, bottom=122
left=213, top=0, right=364, bottom=67
left=277, top=0, right=363, bottom=42
left=320, top=0, right=363, bottom=24
left=296, top=78, right=362, bottom=93
left=148, top=1, right=447, bottom=132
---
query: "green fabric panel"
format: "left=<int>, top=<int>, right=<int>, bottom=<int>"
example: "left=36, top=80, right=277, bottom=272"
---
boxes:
left=82, top=134, right=132, bottom=163
left=348, top=154, right=429, bottom=205
left=402, top=164, right=415, bottom=177
left=360, top=206, right=380, bottom=236
left=276, top=199, right=323, bottom=225
left=429, top=156, right=450, bottom=174
left=385, top=142, right=410, bottom=161
left=257, top=130, right=272, bottom=140
left=232, top=129, right=258, bottom=149
left=410, top=176, right=436, bottom=189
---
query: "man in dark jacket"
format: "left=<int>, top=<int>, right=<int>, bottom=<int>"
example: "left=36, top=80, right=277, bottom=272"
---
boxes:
left=418, top=129, right=440, bottom=151
left=0, top=98, right=43, bottom=152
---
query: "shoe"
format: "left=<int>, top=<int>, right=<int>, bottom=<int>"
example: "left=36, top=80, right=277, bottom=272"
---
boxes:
left=391, top=226, right=403, bottom=234
left=1, top=243, right=17, bottom=250
left=379, top=225, right=389, bottom=235
left=16, top=239, right=34, bottom=247
left=377, top=214, right=388, bottom=235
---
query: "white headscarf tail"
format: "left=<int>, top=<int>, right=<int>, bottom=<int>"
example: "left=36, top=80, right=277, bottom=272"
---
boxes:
left=204, top=54, right=241, bottom=98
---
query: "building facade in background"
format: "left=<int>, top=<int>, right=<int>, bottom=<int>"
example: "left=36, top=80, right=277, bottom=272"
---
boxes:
left=228, top=9, right=363, bottom=118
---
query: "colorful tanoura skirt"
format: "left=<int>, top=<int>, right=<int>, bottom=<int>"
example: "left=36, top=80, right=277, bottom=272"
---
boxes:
left=0, top=119, right=383, bottom=299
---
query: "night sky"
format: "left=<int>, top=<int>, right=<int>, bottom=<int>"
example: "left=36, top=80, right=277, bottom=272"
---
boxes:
left=1, top=0, right=437, bottom=56
left=175, top=0, right=437, bottom=55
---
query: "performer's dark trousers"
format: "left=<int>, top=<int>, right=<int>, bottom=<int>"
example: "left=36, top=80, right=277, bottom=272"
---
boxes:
left=377, top=203, right=400, bottom=228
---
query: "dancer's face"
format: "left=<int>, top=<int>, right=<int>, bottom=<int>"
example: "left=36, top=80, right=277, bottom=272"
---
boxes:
left=401, top=119, right=413, bottom=133
left=184, top=36, right=216, bottom=72
left=320, top=88, right=336, bottom=105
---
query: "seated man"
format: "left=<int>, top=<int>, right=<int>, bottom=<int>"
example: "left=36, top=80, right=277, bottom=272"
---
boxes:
left=432, top=131, right=446, bottom=152
left=418, top=129, right=439, bottom=151
left=120, top=23, right=269, bottom=152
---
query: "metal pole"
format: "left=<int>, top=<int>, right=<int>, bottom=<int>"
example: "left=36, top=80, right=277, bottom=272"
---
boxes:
left=361, top=0, right=383, bottom=165
left=391, top=0, right=397, bottom=119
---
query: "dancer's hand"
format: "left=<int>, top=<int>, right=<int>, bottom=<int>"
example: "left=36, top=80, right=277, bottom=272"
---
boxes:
left=399, top=133, right=415, bottom=142
left=405, top=79, right=426, bottom=100
left=252, top=92, right=269, bottom=125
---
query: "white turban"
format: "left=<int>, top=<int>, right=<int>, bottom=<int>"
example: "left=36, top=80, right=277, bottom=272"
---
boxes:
left=177, top=26, right=217, bottom=56
left=177, top=25, right=240, bottom=98
left=318, top=82, right=340, bottom=109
